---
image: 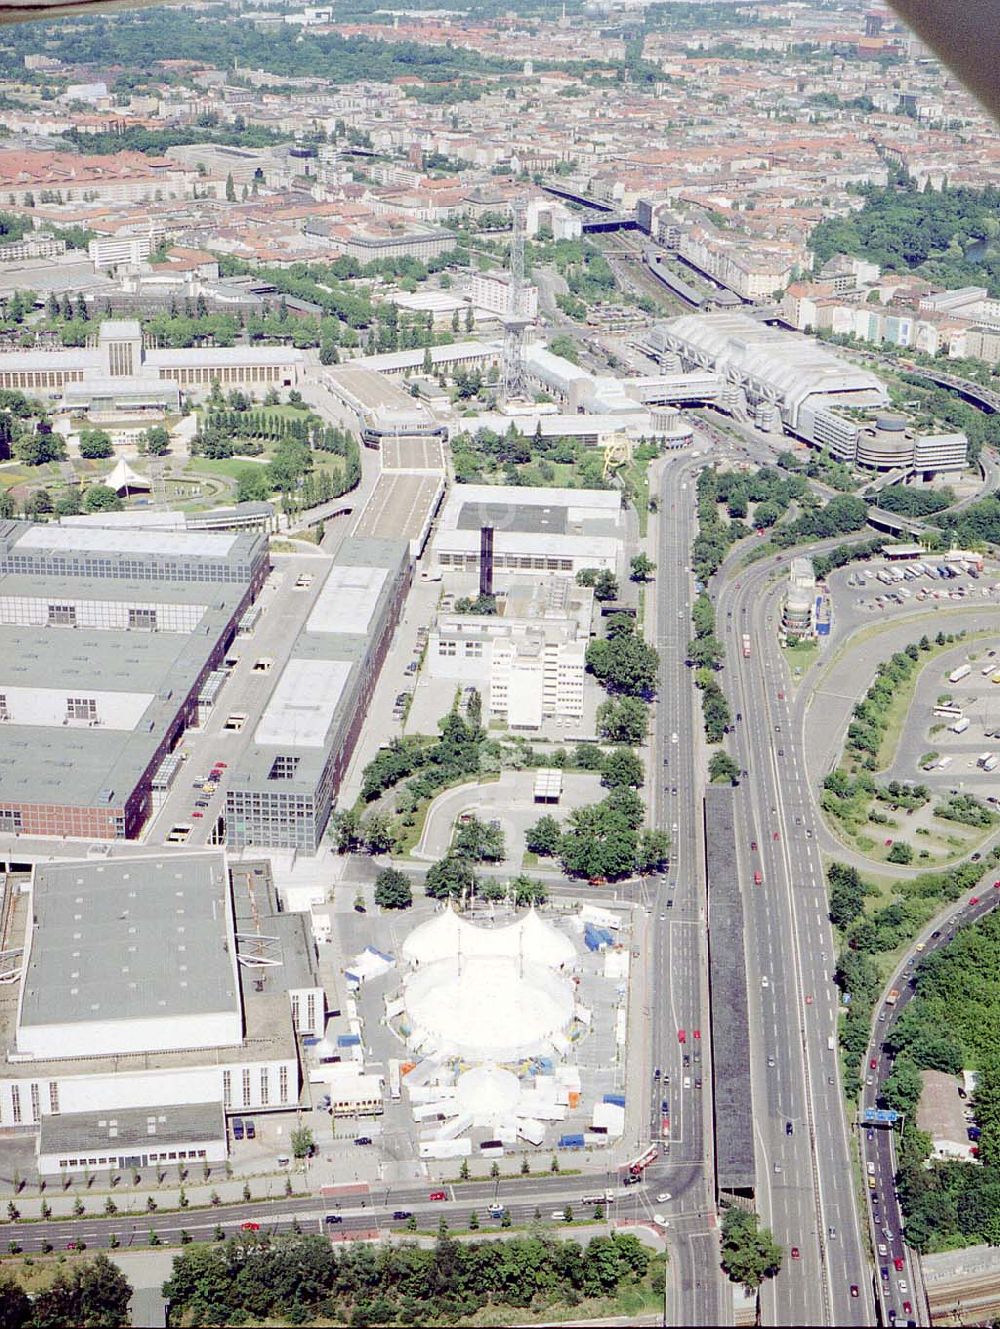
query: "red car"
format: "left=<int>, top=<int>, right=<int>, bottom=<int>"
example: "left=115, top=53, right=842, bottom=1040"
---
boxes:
left=884, top=838, right=894, bottom=847
left=750, top=840, right=758, bottom=851
left=753, top=871, right=763, bottom=885
left=870, top=1058, right=878, bottom=1069
left=429, top=1190, right=447, bottom=1202
left=903, top=1301, right=912, bottom=1315
left=777, top=691, right=785, bottom=701
left=790, top=1246, right=800, bottom=1260
left=993, top=880, right=1000, bottom=889
left=192, top=811, right=204, bottom=818
left=773, top=831, right=781, bottom=842
left=214, top=761, right=228, bottom=769
left=693, top=1029, right=701, bottom=1041
left=678, top=1029, right=687, bottom=1044
left=241, top=1222, right=260, bottom=1232
left=894, top=1257, right=905, bottom=1272
left=805, top=995, right=813, bottom=1005
left=970, top=896, right=979, bottom=905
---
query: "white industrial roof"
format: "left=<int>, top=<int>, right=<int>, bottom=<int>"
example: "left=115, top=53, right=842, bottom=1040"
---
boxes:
left=254, top=658, right=352, bottom=748
left=15, top=525, right=237, bottom=558
left=442, top=483, right=621, bottom=516
left=307, top=564, right=388, bottom=635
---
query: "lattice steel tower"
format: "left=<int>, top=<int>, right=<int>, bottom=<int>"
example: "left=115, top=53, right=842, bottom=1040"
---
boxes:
left=500, top=200, right=529, bottom=406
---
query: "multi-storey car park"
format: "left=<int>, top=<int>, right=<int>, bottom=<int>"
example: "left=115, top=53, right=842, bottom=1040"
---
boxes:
left=0, top=520, right=268, bottom=841
left=226, top=535, right=411, bottom=854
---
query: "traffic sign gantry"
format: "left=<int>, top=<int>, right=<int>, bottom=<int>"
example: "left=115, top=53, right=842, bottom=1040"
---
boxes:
left=862, top=1108, right=899, bottom=1125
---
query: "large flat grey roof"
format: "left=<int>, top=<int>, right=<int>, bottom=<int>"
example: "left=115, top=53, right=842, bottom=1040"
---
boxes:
left=20, top=856, right=238, bottom=1029
left=0, top=578, right=245, bottom=809
left=704, top=785, right=756, bottom=1196
left=228, top=536, right=408, bottom=794
left=38, top=1101, right=224, bottom=1158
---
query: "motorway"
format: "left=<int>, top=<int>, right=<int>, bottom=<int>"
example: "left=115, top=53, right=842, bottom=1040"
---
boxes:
left=652, top=450, right=726, bottom=1326
left=716, top=556, right=871, bottom=1327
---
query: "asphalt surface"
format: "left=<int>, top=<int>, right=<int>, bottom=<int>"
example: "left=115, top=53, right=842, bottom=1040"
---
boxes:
left=653, top=450, right=727, bottom=1326
left=716, top=556, right=871, bottom=1328
left=0, top=1171, right=687, bottom=1256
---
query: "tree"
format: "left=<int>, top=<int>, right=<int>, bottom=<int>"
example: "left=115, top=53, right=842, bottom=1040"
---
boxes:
left=887, top=841, right=914, bottom=865
left=593, top=569, right=619, bottom=602
left=291, top=1124, right=314, bottom=1160
left=630, top=553, right=655, bottom=581
left=525, top=814, right=562, bottom=857
left=827, top=862, right=868, bottom=928
left=601, top=746, right=645, bottom=790
left=140, top=425, right=170, bottom=456
left=225, top=171, right=236, bottom=202
left=235, top=467, right=273, bottom=503
left=512, top=874, right=548, bottom=906
left=16, top=430, right=66, bottom=466
left=424, top=854, right=476, bottom=900
left=596, top=696, right=648, bottom=744
left=0, top=1276, right=30, bottom=1329
left=31, top=1254, right=132, bottom=1329
left=82, top=485, right=124, bottom=513
left=78, top=428, right=113, bottom=459
left=636, top=828, right=671, bottom=874
left=25, top=488, right=54, bottom=518
left=586, top=633, right=660, bottom=698
left=453, top=814, right=505, bottom=863
left=549, top=334, right=580, bottom=364
left=361, top=810, right=396, bottom=855
left=720, top=1208, right=783, bottom=1293
left=374, top=867, right=412, bottom=911
left=708, top=751, right=740, bottom=784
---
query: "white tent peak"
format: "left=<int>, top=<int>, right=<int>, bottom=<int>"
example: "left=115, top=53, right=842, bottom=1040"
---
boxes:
left=104, top=456, right=151, bottom=494
left=402, top=906, right=575, bottom=971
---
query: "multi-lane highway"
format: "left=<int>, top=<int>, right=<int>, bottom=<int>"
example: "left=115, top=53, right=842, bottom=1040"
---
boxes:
left=716, top=555, right=871, bottom=1327
left=652, top=451, right=726, bottom=1325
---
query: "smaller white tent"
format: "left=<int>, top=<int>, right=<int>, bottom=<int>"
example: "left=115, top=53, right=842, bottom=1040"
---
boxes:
left=104, top=456, right=152, bottom=495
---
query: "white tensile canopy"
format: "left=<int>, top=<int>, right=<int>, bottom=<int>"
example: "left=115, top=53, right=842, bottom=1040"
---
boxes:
left=404, top=954, right=575, bottom=1062
left=104, top=457, right=152, bottom=494
left=401, top=905, right=575, bottom=971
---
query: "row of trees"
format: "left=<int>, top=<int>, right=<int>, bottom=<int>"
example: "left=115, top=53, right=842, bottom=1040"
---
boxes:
left=162, top=1229, right=652, bottom=1325
left=843, top=635, right=945, bottom=770
left=882, top=909, right=1000, bottom=1250
left=831, top=844, right=1000, bottom=1098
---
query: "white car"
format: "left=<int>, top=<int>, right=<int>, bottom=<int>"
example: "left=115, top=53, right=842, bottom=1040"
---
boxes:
left=653, top=1212, right=670, bottom=1226
left=671, top=732, right=678, bottom=744
left=761, top=976, right=770, bottom=988
left=656, top=1192, right=672, bottom=1203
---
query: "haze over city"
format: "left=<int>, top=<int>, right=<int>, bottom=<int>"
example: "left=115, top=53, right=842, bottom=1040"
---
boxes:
left=0, top=1, right=996, bottom=1326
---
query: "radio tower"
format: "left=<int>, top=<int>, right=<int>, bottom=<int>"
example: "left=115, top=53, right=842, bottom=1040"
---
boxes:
left=500, top=200, right=529, bottom=406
